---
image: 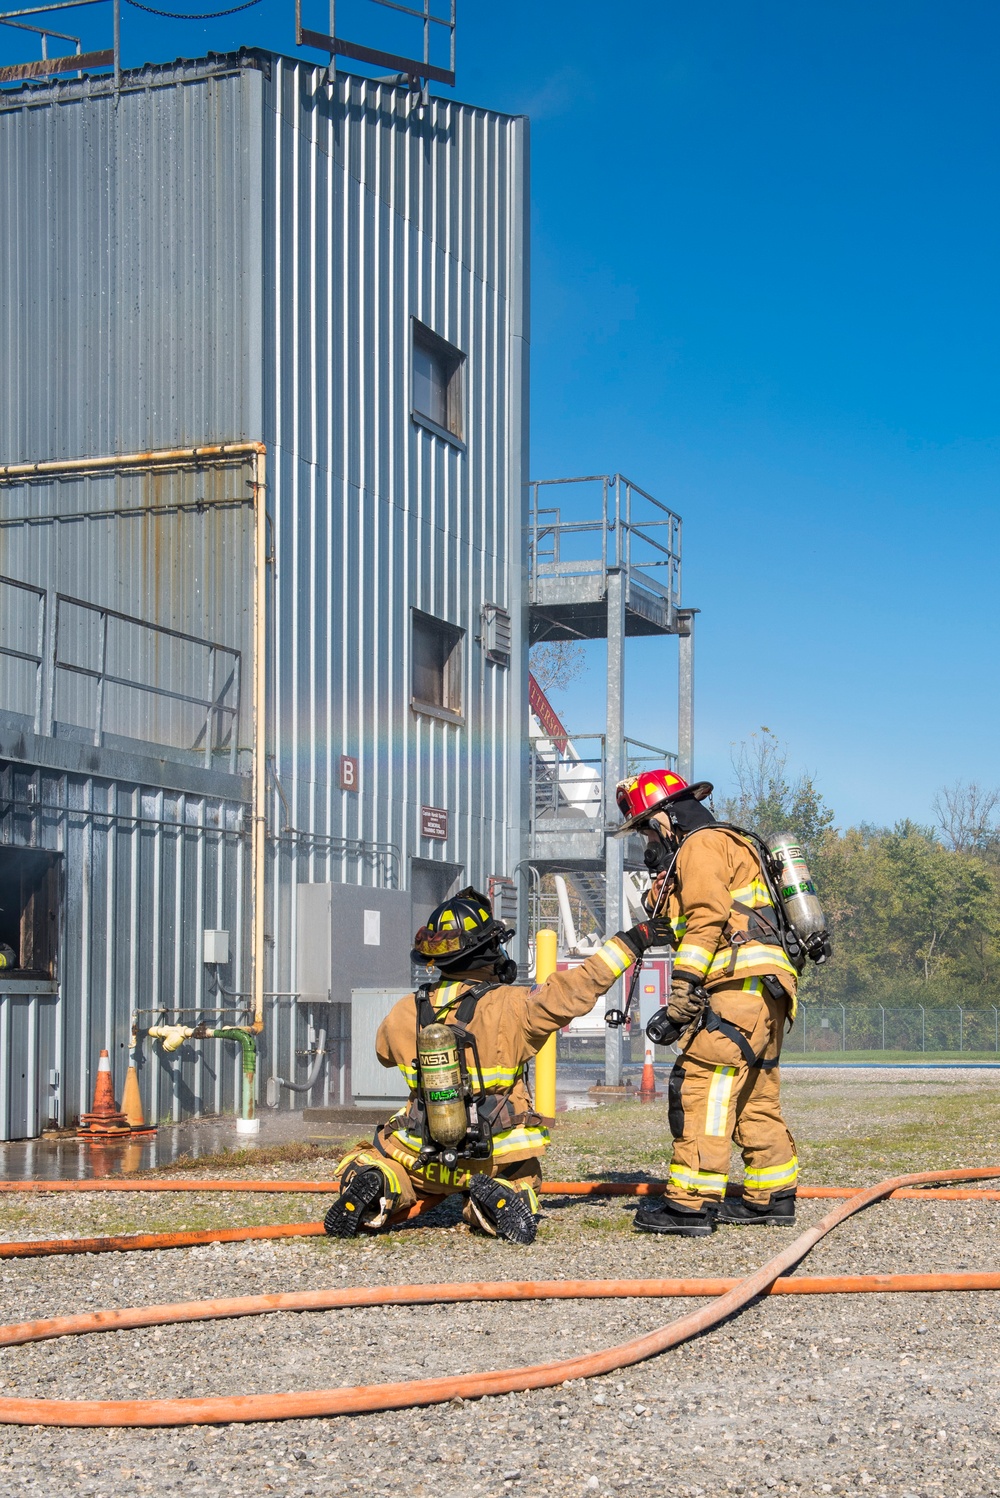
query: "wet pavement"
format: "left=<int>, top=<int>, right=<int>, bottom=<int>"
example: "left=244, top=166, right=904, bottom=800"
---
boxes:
left=0, top=1063, right=638, bottom=1180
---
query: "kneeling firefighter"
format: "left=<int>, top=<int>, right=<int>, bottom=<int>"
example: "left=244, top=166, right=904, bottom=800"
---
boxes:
left=324, top=886, right=666, bottom=1244
left=615, top=769, right=831, bottom=1238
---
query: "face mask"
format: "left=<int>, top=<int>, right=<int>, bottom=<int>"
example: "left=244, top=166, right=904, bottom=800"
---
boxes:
left=642, top=815, right=678, bottom=872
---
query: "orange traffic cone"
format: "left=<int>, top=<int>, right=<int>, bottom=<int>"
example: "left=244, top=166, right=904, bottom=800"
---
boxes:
left=121, top=1062, right=156, bottom=1137
left=78, top=1049, right=131, bottom=1137
left=639, top=1038, right=659, bottom=1102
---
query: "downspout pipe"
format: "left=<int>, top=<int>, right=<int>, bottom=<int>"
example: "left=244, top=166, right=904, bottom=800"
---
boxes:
left=251, top=445, right=267, bottom=1035
left=209, top=1029, right=259, bottom=1134
left=267, top=1022, right=328, bottom=1106
left=149, top=1027, right=259, bottom=1134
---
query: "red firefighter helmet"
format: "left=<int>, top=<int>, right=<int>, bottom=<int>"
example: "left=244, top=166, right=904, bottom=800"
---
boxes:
left=615, top=769, right=713, bottom=834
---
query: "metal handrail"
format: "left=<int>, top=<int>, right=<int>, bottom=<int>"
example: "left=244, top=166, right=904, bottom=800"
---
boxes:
left=0, top=574, right=45, bottom=730
left=52, top=591, right=241, bottom=768
left=528, top=473, right=682, bottom=610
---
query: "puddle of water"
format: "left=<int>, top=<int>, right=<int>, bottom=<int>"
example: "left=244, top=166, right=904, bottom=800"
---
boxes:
left=0, top=1068, right=655, bottom=1179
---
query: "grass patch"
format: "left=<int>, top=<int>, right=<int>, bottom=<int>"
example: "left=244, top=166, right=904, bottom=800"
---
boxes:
left=783, top=1050, right=1000, bottom=1064
left=137, top=1140, right=351, bottom=1177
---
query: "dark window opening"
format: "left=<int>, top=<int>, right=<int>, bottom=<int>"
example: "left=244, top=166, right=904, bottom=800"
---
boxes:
left=410, top=858, right=463, bottom=982
left=412, top=320, right=465, bottom=444
left=411, top=610, right=464, bottom=721
left=0, top=848, right=61, bottom=980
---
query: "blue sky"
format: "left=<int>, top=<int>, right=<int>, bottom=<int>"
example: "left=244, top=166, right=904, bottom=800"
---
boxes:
left=6, top=1, right=997, bottom=831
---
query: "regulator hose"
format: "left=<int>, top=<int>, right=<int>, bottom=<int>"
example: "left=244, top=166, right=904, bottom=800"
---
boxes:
left=0, top=1166, right=996, bottom=1427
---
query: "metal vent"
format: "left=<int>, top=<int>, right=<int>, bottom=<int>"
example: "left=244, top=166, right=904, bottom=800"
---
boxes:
left=481, top=602, right=512, bottom=667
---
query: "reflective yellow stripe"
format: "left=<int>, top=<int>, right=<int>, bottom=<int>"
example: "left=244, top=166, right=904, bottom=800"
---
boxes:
left=594, top=938, right=632, bottom=980
left=491, top=1124, right=550, bottom=1157
left=744, top=1156, right=799, bottom=1191
left=509, top=1181, right=540, bottom=1214
left=375, top=1160, right=403, bottom=1196
left=390, top=1127, right=425, bottom=1152
left=705, top=1066, right=737, bottom=1138
left=399, top=1062, right=419, bottom=1088
left=706, top=942, right=798, bottom=981
left=668, top=1162, right=728, bottom=1194
left=731, top=879, right=771, bottom=908
left=671, top=915, right=688, bottom=939
left=474, top=1066, right=522, bottom=1087
left=674, top=942, right=713, bottom=977
left=388, top=1123, right=550, bottom=1159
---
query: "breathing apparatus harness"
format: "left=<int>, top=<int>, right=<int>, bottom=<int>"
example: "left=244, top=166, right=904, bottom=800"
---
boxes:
left=605, top=810, right=831, bottom=1036
left=407, top=980, right=522, bottom=1171
left=714, top=822, right=832, bottom=972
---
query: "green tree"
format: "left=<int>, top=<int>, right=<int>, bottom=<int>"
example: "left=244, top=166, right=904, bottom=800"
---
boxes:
left=715, top=726, right=835, bottom=860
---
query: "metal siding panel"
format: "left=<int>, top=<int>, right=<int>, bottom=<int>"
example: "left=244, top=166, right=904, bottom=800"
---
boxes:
left=0, top=759, right=248, bottom=1139
left=0, top=61, right=263, bottom=463
left=1, top=462, right=255, bottom=765
left=0, top=54, right=528, bottom=1123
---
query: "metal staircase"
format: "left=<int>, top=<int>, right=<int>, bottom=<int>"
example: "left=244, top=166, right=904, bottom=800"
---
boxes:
left=526, top=474, right=698, bottom=1084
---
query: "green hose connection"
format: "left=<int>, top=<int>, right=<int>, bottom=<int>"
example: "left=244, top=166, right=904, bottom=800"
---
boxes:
left=212, top=1028, right=257, bottom=1125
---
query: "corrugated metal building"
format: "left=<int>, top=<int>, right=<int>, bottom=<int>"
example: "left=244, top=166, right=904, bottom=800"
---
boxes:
left=0, top=50, right=529, bottom=1138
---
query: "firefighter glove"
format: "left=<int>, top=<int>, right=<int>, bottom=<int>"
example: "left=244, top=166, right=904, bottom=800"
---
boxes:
left=618, top=918, right=673, bottom=957
left=666, top=978, right=707, bottom=1028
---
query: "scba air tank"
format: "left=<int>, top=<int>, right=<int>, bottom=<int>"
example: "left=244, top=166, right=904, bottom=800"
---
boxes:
left=766, top=832, right=827, bottom=941
left=416, top=1023, right=468, bottom=1149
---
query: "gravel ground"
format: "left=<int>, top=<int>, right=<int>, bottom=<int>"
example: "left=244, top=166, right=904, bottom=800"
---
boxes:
left=1, top=1068, right=999, bottom=1498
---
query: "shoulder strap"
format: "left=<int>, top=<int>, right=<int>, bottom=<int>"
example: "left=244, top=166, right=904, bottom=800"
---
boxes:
left=416, top=979, right=499, bottom=1029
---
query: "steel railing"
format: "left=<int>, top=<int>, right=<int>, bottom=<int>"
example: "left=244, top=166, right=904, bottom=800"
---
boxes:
left=0, top=573, right=242, bottom=770
left=528, top=474, right=682, bottom=612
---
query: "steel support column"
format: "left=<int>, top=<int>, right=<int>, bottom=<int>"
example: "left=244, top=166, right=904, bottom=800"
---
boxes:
left=677, top=609, right=697, bottom=783
left=604, top=568, right=625, bottom=1086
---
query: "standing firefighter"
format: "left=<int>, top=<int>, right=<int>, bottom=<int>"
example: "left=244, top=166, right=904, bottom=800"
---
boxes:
left=324, top=886, right=665, bottom=1244
left=616, top=769, right=829, bottom=1237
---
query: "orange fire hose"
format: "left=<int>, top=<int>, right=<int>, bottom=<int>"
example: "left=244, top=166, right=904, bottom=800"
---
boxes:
left=3, top=1171, right=1000, bottom=1259
left=0, top=1166, right=996, bottom=1427
left=2, top=1271, right=999, bottom=1351
left=2, top=1177, right=1000, bottom=1199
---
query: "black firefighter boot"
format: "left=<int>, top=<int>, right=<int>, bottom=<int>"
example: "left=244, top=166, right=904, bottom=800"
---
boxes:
left=468, top=1174, right=538, bottom=1244
left=634, top=1198, right=718, bottom=1237
left=718, top=1189, right=797, bottom=1226
left=323, top=1167, right=385, bottom=1238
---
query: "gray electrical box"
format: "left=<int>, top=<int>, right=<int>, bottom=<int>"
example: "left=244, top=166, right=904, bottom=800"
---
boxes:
left=350, top=987, right=413, bottom=1109
left=296, top=884, right=413, bottom=1004
left=203, top=929, right=230, bottom=965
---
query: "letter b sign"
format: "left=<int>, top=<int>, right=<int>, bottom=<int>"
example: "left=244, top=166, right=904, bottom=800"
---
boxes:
left=339, top=755, right=359, bottom=792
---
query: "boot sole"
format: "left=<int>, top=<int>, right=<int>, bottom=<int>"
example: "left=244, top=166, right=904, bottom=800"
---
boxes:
left=468, top=1175, right=537, bottom=1244
left=634, top=1219, right=715, bottom=1237
left=717, top=1214, right=795, bottom=1227
left=323, top=1171, right=384, bottom=1238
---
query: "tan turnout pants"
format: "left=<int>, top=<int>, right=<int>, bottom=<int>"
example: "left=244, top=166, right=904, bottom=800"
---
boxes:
left=665, top=977, right=798, bottom=1207
left=333, top=1140, right=542, bottom=1235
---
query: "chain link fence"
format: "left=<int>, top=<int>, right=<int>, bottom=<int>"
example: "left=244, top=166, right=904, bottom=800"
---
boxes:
left=793, top=1004, right=1000, bottom=1055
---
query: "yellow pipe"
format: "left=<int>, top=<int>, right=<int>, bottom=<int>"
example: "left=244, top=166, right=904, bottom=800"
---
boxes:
left=0, top=442, right=265, bottom=482
left=250, top=447, right=267, bottom=1033
left=534, top=929, right=558, bottom=1121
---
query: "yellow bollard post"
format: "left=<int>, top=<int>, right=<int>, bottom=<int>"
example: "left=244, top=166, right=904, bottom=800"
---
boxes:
left=534, top=928, right=558, bottom=1122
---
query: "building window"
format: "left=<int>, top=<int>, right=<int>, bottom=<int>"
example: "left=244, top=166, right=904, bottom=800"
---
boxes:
left=411, top=610, right=464, bottom=722
left=411, top=320, right=465, bottom=445
left=0, top=847, right=61, bottom=982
